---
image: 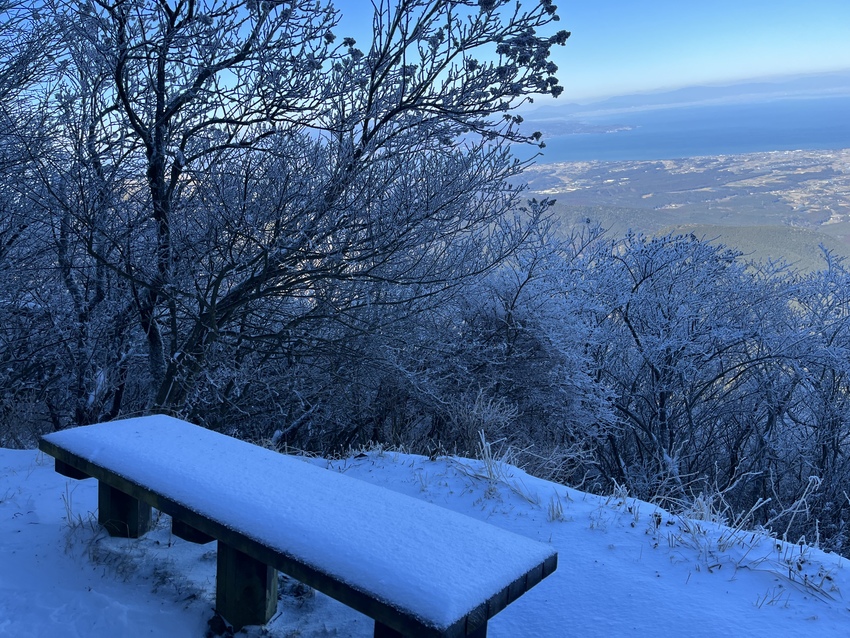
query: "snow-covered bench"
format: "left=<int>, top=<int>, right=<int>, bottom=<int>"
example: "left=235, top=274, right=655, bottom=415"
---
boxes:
left=39, top=416, right=557, bottom=637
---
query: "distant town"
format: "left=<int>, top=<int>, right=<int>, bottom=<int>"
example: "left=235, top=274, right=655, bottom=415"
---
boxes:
left=526, top=148, right=850, bottom=266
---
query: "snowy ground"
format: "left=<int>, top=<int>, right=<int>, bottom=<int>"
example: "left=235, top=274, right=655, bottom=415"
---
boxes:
left=1, top=447, right=848, bottom=637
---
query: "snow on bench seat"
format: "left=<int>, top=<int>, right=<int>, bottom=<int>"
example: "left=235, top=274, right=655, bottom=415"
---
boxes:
left=39, top=416, right=557, bottom=637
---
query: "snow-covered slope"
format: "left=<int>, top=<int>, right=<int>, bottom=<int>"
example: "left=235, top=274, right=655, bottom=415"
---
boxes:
left=1, top=447, right=848, bottom=637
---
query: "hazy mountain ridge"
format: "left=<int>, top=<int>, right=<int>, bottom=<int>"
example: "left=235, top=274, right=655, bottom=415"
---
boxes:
left=524, top=70, right=850, bottom=119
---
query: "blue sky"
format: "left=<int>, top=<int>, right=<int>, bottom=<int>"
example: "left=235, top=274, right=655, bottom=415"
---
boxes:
left=332, top=0, right=850, bottom=101
left=559, top=0, right=850, bottom=100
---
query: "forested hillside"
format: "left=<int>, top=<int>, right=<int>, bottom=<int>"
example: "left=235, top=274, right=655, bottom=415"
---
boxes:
left=2, top=0, right=849, bottom=557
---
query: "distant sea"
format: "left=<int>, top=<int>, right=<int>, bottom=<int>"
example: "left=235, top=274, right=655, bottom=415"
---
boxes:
left=528, top=95, right=850, bottom=163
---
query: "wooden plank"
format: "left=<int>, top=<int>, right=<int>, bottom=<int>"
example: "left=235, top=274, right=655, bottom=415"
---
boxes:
left=38, top=436, right=555, bottom=637
left=216, top=541, right=278, bottom=630
left=465, top=603, right=488, bottom=637
left=486, top=586, right=508, bottom=617
left=525, top=563, right=544, bottom=589
left=506, top=573, right=527, bottom=605
left=543, top=553, right=558, bottom=578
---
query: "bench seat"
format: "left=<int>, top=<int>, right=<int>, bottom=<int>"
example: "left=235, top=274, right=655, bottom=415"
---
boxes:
left=39, top=416, right=557, bottom=637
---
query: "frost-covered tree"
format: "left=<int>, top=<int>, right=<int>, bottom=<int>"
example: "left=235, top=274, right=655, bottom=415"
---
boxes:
left=31, top=0, right=568, bottom=423
left=0, top=0, right=56, bottom=270
left=0, top=0, right=65, bottom=445
left=360, top=220, right=611, bottom=468
left=774, top=252, right=850, bottom=551
left=585, top=234, right=796, bottom=502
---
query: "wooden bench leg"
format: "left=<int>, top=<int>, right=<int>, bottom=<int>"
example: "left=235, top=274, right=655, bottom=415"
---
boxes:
left=171, top=518, right=215, bottom=544
left=374, top=622, right=404, bottom=638
left=216, top=541, right=278, bottom=630
left=97, top=482, right=152, bottom=538
left=55, top=458, right=90, bottom=480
